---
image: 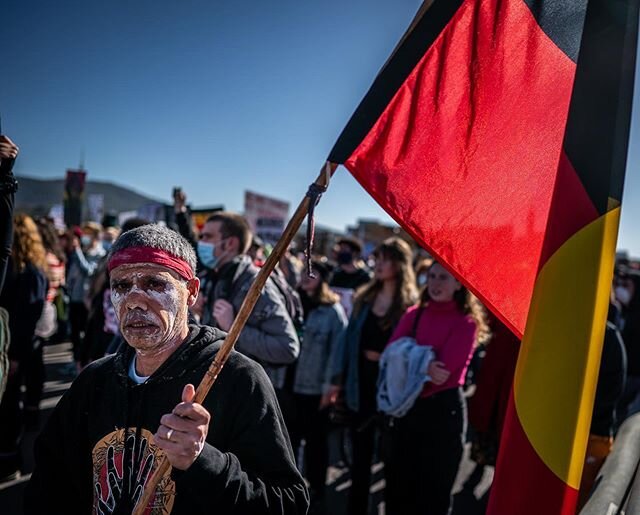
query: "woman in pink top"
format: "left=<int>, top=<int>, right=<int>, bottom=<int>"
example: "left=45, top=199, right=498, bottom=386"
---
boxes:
left=383, top=261, right=487, bottom=515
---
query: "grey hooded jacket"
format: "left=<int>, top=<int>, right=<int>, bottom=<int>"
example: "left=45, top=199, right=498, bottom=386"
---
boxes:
left=201, top=255, right=300, bottom=388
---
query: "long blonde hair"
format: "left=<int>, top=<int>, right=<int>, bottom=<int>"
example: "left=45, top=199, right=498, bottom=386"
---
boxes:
left=12, top=214, right=48, bottom=274
left=352, top=237, right=418, bottom=330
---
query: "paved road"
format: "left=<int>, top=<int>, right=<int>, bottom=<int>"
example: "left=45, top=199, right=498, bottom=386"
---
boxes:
left=0, top=342, right=492, bottom=514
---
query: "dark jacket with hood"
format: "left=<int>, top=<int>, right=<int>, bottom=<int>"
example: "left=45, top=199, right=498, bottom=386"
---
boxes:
left=25, top=324, right=309, bottom=514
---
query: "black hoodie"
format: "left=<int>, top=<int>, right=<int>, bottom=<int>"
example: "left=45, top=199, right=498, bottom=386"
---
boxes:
left=25, top=324, right=309, bottom=514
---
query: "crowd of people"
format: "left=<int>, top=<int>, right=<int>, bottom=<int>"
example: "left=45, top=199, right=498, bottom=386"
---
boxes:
left=0, top=135, right=639, bottom=514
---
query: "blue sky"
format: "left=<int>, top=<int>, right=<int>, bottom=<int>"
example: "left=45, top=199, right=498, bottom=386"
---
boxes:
left=2, top=0, right=639, bottom=256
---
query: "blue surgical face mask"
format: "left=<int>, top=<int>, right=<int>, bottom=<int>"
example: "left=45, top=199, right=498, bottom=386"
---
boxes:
left=197, top=241, right=219, bottom=269
left=80, top=235, right=92, bottom=247
left=102, top=240, right=113, bottom=252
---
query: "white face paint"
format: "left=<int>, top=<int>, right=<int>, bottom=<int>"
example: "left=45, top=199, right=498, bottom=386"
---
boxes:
left=110, top=263, right=192, bottom=359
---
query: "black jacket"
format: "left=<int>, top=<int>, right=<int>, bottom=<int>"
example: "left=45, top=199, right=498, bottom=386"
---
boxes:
left=0, top=171, right=15, bottom=293
left=0, top=259, right=47, bottom=361
left=591, top=322, right=627, bottom=437
left=25, top=324, right=309, bottom=514
left=621, top=303, right=640, bottom=376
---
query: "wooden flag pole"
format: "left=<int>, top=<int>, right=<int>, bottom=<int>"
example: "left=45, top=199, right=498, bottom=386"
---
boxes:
left=132, top=161, right=337, bottom=514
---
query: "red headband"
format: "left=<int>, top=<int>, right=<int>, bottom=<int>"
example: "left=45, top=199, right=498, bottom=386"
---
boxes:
left=107, top=246, right=195, bottom=280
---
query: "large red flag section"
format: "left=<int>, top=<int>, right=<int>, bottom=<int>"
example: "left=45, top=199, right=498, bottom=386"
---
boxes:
left=330, top=0, right=591, bottom=338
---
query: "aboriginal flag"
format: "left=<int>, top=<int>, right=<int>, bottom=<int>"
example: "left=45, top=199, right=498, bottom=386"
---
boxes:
left=328, top=1, right=639, bottom=513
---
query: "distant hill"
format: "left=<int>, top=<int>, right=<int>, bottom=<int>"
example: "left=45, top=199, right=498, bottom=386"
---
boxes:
left=14, top=175, right=165, bottom=217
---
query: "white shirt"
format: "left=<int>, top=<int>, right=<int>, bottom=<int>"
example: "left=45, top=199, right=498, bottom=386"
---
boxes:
left=128, top=356, right=150, bottom=384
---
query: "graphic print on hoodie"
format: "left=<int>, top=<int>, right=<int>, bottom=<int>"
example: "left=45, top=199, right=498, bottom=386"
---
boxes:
left=93, top=428, right=175, bottom=515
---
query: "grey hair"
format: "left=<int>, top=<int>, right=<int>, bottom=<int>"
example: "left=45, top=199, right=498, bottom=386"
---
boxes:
left=108, top=224, right=197, bottom=274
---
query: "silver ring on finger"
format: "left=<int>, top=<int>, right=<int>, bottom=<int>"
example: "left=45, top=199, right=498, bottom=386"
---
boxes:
left=166, top=428, right=174, bottom=441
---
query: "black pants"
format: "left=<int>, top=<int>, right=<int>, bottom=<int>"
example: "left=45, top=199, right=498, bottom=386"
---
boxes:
left=23, top=337, right=45, bottom=409
left=383, top=388, right=466, bottom=515
left=69, top=302, right=88, bottom=363
left=349, top=358, right=381, bottom=515
left=349, top=413, right=379, bottom=515
left=289, top=394, right=329, bottom=494
left=0, top=372, right=22, bottom=474
left=0, top=340, right=44, bottom=475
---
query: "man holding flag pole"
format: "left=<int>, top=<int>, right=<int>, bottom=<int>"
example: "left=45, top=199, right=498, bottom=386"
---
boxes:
left=26, top=224, right=309, bottom=514
left=25, top=0, right=640, bottom=513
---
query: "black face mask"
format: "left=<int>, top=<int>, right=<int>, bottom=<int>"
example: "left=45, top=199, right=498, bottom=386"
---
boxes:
left=337, top=251, right=353, bottom=265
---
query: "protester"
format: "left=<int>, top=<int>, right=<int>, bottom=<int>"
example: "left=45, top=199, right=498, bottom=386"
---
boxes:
left=121, top=217, right=150, bottom=233
left=414, top=257, right=433, bottom=290
left=279, top=245, right=303, bottom=289
left=66, top=221, right=106, bottom=368
left=58, top=227, right=75, bottom=264
left=290, top=260, right=347, bottom=510
left=615, top=267, right=640, bottom=421
left=330, top=237, right=371, bottom=289
left=174, top=191, right=299, bottom=389
left=577, top=312, right=627, bottom=510
left=327, top=237, right=417, bottom=515
left=382, top=261, right=486, bottom=515
left=329, top=237, right=372, bottom=318
left=468, top=314, right=520, bottom=468
left=80, top=259, right=114, bottom=366
left=0, top=136, right=18, bottom=291
left=80, top=229, right=123, bottom=366
left=248, top=235, right=267, bottom=267
left=0, top=135, right=19, bottom=404
left=0, top=214, right=48, bottom=481
left=35, top=218, right=66, bottom=293
left=25, top=223, right=309, bottom=514
left=101, top=226, right=120, bottom=252
left=35, top=218, right=66, bottom=340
